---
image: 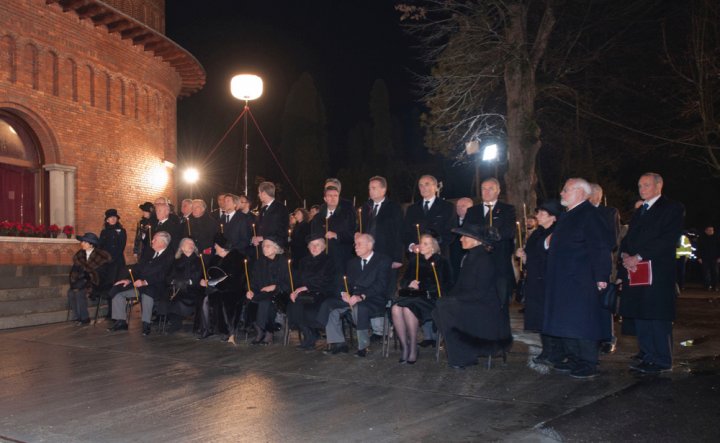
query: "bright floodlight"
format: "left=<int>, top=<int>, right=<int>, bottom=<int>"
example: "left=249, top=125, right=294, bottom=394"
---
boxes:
left=183, top=167, right=199, bottom=184
left=231, top=74, right=263, bottom=101
left=482, top=143, right=498, bottom=161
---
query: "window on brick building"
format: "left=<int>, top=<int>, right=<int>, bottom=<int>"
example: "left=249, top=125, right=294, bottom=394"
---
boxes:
left=0, top=112, right=45, bottom=225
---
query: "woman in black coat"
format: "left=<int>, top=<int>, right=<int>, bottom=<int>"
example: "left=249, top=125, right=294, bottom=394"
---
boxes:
left=198, top=233, right=245, bottom=342
left=287, top=234, right=338, bottom=349
left=166, top=238, right=204, bottom=333
left=289, top=208, right=311, bottom=265
left=433, top=224, right=512, bottom=368
left=99, top=209, right=126, bottom=284
left=392, top=233, right=452, bottom=364
left=246, top=236, right=291, bottom=345
left=515, top=200, right=561, bottom=363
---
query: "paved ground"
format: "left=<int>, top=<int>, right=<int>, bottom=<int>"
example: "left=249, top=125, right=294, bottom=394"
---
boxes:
left=1, top=287, right=719, bottom=442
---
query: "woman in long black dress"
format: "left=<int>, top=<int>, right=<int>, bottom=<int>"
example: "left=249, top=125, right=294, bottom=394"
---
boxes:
left=433, top=224, right=512, bottom=368
left=98, top=209, right=126, bottom=285
left=246, top=236, right=291, bottom=345
left=392, top=233, right=452, bottom=364
left=198, top=233, right=245, bottom=342
left=166, top=238, right=204, bottom=333
left=289, top=208, right=311, bottom=265
left=515, top=200, right=561, bottom=364
left=287, top=233, right=338, bottom=349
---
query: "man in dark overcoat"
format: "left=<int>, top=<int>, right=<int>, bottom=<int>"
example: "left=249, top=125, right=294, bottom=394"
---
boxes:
left=252, top=181, right=289, bottom=248
left=543, top=178, right=611, bottom=379
left=317, top=234, right=391, bottom=357
left=310, top=185, right=356, bottom=274
left=220, top=193, right=251, bottom=254
left=619, top=172, right=684, bottom=374
left=464, top=178, right=517, bottom=305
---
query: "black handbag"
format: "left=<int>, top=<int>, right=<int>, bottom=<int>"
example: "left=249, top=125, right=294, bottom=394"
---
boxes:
left=295, top=290, right=322, bottom=304
left=599, top=283, right=619, bottom=313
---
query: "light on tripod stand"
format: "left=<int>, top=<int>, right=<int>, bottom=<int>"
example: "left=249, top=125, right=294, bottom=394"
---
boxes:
left=231, top=74, right=263, bottom=101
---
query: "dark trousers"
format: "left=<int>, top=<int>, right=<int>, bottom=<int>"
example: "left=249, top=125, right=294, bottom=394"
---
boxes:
left=701, top=259, right=719, bottom=289
left=67, top=288, right=89, bottom=321
left=635, top=318, right=673, bottom=368
left=675, top=258, right=687, bottom=290
left=560, top=337, right=599, bottom=371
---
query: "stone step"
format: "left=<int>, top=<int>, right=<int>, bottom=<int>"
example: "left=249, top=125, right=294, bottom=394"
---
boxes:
left=0, top=274, right=69, bottom=289
left=0, top=286, right=68, bottom=302
left=0, top=296, right=69, bottom=316
left=0, top=264, right=71, bottom=278
left=0, top=304, right=108, bottom=329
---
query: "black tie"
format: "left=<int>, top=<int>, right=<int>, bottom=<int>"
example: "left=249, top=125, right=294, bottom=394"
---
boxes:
left=361, top=259, right=367, bottom=270
left=223, top=214, right=229, bottom=224
left=423, top=201, right=430, bottom=214
left=261, top=206, right=268, bottom=216
left=153, top=252, right=159, bottom=259
left=373, top=203, right=379, bottom=217
left=640, top=202, right=649, bottom=215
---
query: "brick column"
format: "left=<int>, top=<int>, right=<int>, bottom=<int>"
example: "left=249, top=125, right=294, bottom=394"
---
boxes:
left=43, top=163, right=76, bottom=228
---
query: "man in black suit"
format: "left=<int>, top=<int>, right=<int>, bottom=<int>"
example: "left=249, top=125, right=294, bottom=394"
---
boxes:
left=403, top=175, right=455, bottom=255
left=178, top=198, right=193, bottom=239
left=358, top=176, right=404, bottom=339
left=152, top=202, right=181, bottom=253
left=107, top=231, right=175, bottom=336
left=589, top=183, right=621, bottom=354
left=220, top=193, right=251, bottom=253
left=237, top=194, right=258, bottom=259
left=620, top=173, right=684, bottom=374
left=188, top=199, right=219, bottom=258
left=449, top=197, right=474, bottom=279
left=252, top=181, right=289, bottom=248
left=317, top=234, right=392, bottom=357
left=311, top=185, right=356, bottom=273
left=465, top=178, right=516, bottom=304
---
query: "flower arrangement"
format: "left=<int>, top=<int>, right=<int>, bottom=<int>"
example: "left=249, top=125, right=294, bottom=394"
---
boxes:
left=0, top=220, right=74, bottom=238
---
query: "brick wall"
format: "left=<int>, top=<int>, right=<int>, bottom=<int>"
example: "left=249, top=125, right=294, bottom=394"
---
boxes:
left=0, top=0, right=185, bottom=264
left=0, top=238, right=78, bottom=265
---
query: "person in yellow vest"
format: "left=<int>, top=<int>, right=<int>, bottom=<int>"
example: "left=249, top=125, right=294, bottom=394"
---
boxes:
left=675, top=233, right=692, bottom=291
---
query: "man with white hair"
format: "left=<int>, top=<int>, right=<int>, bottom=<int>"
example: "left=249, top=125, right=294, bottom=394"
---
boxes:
left=542, top=178, right=611, bottom=379
left=107, top=231, right=174, bottom=336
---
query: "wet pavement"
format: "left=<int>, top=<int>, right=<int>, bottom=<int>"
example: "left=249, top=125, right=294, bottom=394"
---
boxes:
left=1, top=288, right=719, bottom=442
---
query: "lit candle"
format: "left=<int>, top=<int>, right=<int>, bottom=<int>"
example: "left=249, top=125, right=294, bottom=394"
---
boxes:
left=128, top=268, right=140, bottom=301
left=415, top=224, right=421, bottom=243
left=303, top=198, right=307, bottom=209
left=220, top=223, right=224, bottom=234
left=415, top=250, right=420, bottom=281
left=516, top=221, right=523, bottom=247
left=358, top=208, right=363, bottom=234
left=187, top=218, right=192, bottom=236
left=431, top=262, right=442, bottom=298
left=244, top=259, right=251, bottom=291
left=343, top=275, right=350, bottom=294
left=252, top=223, right=259, bottom=259
left=325, top=217, right=330, bottom=254
left=199, top=254, right=208, bottom=281
left=287, top=259, right=294, bottom=292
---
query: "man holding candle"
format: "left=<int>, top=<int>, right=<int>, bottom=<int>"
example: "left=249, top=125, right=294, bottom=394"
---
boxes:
left=252, top=181, right=289, bottom=249
left=310, top=185, right=356, bottom=274
left=317, top=234, right=391, bottom=357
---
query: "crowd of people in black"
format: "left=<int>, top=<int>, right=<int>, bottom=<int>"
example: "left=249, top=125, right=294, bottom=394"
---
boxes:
left=66, top=172, right=685, bottom=378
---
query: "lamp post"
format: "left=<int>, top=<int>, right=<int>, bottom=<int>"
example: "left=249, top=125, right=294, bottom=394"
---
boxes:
left=183, top=167, right=199, bottom=198
left=230, top=74, right=263, bottom=197
left=466, top=140, right=500, bottom=198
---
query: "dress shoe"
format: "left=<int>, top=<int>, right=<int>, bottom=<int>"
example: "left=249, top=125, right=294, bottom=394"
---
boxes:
left=355, top=348, right=368, bottom=358
left=406, top=358, right=417, bottom=365
left=553, top=361, right=574, bottom=373
left=630, top=361, right=671, bottom=374
left=107, top=321, right=128, bottom=332
left=419, top=339, right=435, bottom=348
left=142, top=322, right=152, bottom=336
left=327, top=343, right=349, bottom=355
left=197, top=330, right=214, bottom=340
left=398, top=358, right=407, bottom=364
left=569, top=367, right=599, bottom=379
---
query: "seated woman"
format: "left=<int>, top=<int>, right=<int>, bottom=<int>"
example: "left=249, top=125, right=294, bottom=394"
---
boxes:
left=392, top=233, right=452, bottom=364
left=198, top=233, right=245, bottom=342
left=287, top=233, right=338, bottom=349
left=246, top=236, right=291, bottom=345
left=166, top=238, right=204, bottom=334
left=432, top=224, right=512, bottom=369
left=68, top=232, right=111, bottom=325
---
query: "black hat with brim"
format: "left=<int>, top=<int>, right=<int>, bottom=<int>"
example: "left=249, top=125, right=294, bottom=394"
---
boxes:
left=139, top=202, right=154, bottom=212
left=77, top=232, right=100, bottom=246
left=105, top=208, right=120, bottom=219
left=451, top=224, right=501, bottom=246
left=537, top=199, right=563, bottom=217
left=305, top=232, right=326, bottom=243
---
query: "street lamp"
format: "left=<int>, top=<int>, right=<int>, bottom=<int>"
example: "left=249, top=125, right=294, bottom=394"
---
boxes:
left=183, top=167, right=199, bottom=198
left=482, top=143, right=498, bottom=161
left=231, top=74, right=263, bottom=197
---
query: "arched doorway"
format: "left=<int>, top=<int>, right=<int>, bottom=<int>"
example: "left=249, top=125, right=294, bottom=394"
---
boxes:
left=0, top=110, right=45, bottom=224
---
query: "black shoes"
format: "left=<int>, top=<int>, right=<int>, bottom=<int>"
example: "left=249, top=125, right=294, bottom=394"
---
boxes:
left=553, top=361, right=574, bottom=373
left=197, top=329, right=214, bottom=340
left=569, top=367, right=599, bottom=379
left=75, top=319, right=90, bottom=326
left=324, top=343, right=349, bottom=355
left=630, top=361, right=671, bottom=374
left=419, top=339, right=435, bottom=348
left=107, top=320, right=128, bottom=332
left=142, top=322, right=152, bottom=336
left=599, top=342, right=617, bottom=355
left=355, top=348, right=368, bottom=358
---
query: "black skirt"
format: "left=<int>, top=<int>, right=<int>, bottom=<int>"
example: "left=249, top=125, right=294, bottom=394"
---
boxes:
left=394, top=291, right=436, bottom=323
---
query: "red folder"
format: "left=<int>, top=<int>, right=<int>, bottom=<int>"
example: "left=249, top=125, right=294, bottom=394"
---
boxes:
left=629, top=260, right=652, bottom=286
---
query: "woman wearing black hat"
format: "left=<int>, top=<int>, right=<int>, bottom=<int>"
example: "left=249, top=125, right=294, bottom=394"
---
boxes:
left=515, top=200, right=561, bottom=365
left=166, top=238, right=204, bottom=334
left=133, top=202, right=155, bottom=261
left=99, top=209, right=127, bottom=284
left=198, top=233, right=245, bottom=342
left=432, top=224, right=513, bottom=368
left=246, top=236, right=291, bottom=345
left=68, top=233, right=111, bottom=325
left=287, top=233, right=338, bottom=349
left=392, top=233, right=452, bottom=364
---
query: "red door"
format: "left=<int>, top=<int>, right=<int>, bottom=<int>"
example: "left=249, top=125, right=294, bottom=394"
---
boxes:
left=0, top=163, right=36, bottom=223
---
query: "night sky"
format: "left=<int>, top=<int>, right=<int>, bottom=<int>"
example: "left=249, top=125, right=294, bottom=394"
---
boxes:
left=166, top=1, right=719, bottom=228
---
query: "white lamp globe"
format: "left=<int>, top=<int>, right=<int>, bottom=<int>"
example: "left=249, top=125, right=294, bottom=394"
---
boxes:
left=230, top=74, right=263, bottom=101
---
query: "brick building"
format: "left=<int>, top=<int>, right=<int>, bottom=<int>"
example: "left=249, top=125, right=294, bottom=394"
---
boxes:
left=0, top=0, right=205, bottom=265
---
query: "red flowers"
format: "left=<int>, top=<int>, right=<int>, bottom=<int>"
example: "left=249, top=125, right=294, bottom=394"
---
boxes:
left=0, top=220, right=74, bottom=238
